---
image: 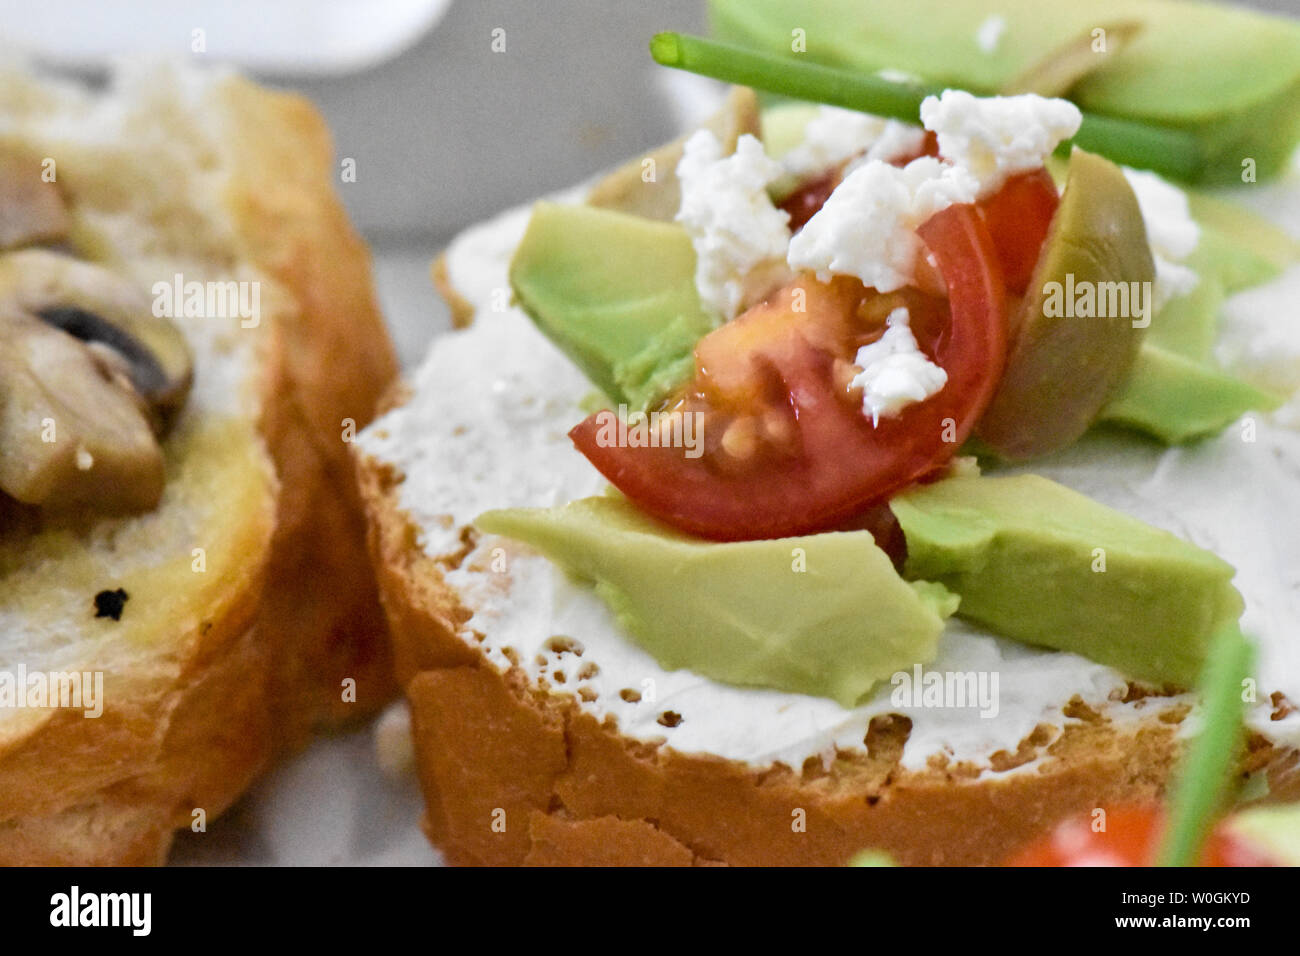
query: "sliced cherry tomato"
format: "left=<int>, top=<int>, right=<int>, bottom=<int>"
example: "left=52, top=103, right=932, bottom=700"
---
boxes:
left=977, top=168, right=1059, bottom=295
left=1005, top=805, right=1281, bottom=867
left=569, top=203, right=1007, bottom=541
left=779, top=168, right=841, bottom=233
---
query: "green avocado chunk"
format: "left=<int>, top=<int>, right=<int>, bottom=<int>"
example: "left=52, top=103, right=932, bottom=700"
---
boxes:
left=1136, top=199, right=1298, bottom=363
left=508, top=202, right=717, bottom=410
left=1188, top=192, right=1300, bottom=292
left=1101, top=345, right=1282, bottom=444
left=1098, top=196, right=1294, bottom=443
left=976, top=148, right=1153, bottom=461
left=711, top=0, right=1300, bottom=183
left=889, top=474, right=1244, bottom=688
left=1140, top=264, right=1224, bottom=363
left=476, top=495, right=959, bottom=707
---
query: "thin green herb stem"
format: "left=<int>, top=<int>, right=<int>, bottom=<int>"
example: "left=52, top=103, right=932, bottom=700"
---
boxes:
left=1155, top=625, right=1254, bottom=867
left=651, top=31, right=1204, bottom=181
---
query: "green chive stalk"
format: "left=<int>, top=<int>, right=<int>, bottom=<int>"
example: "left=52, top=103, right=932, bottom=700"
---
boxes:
left=650, top=31, right=1205, bottom=181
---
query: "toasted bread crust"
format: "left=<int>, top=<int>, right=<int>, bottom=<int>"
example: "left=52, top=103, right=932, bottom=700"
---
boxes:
left=222, top=78, right=397, bottom=737
left=0, top=77, right=397, bottom=865
left=357, top=448, right=1300, bottom=866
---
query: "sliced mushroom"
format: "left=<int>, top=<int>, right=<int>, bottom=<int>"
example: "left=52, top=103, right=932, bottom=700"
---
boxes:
left=0, top=149, right=71, bottom=250
left=0, top=249, right=192, bottom=434
left=0, top=308, right=165, bottom=513
left=0, top=250, right=195, bottom=514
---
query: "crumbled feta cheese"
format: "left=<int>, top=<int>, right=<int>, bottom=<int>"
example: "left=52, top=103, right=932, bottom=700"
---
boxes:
left=786, top=156, right=978, bottom=293
left=781, top=105, right=927, bottom=178
left=975, top=14, right=1007, bottom=54
left=1122, top=166, right=1202, bottom=310
left=676, top=130, right=791, bottom=319
left=850, top=307, right=948, bottom=424
left=920, top=89, right=1081, bottom=196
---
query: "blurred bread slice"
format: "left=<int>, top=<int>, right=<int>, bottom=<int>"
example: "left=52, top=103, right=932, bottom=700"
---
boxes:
left=0, top=62, right=397, bottom=864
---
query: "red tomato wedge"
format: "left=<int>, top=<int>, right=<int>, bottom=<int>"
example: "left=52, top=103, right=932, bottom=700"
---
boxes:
left=569, top=203, right=1008, bottom=541
left=977, top=168, right=1060, bottom=295
left=1005, top=805, right=1280, bottom=867
left=778, top=168, right=840, bottom=233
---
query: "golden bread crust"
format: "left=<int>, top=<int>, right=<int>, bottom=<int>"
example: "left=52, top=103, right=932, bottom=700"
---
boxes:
left=222, top=78, right=398, bottom=737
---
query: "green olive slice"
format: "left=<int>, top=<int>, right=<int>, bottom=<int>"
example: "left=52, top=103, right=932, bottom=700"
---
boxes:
left=976, top=148, right=1155, bottom=460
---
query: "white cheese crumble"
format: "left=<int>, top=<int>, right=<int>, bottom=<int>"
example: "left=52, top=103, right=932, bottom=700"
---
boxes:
left=781, top=105, right=927, bottom=178
left=786, top=155, right=977, bottom=293
left=975, top=14, right=1007, bottom=54
left=920, top=89, right=1081, bottom=196
left=676, top=130, right=791, bottom=319
left=1122, top=166, right=1202, bottom=311
left=849, top=307, right=948, bottom=423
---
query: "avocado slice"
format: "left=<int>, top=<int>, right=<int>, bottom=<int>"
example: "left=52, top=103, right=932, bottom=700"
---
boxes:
left=509, top=202, right=718, bottom=410
left=1141, top=199, right=1299, bottom=362
left=710, top=0, right=1300, bottom=183
left=476, top=495, right=959, bottom=707
left=889, top=474, right=1244, bottom=688
left=1141, top=263, right=1223, bottom=363
left=1109, top=180, right=1300, bottom=441
left=976, top=148, right=1153, bottom=461
left=1096, top=198, right=1293, bottom=442
left=1101, top=345, right=1282, bottom=444
left=1189, top=194, right=1300, bottom=294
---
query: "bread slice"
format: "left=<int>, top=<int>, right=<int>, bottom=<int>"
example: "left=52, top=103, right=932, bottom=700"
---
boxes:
left=355, top=138, right=1300, bottom=869
left=0, top=62, right=397, bottom=864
